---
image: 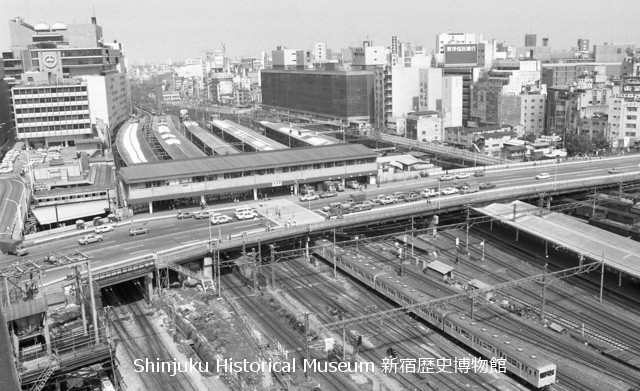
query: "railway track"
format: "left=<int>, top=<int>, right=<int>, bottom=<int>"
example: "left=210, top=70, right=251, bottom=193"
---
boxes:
left=104, top=284, right=200, bottom=391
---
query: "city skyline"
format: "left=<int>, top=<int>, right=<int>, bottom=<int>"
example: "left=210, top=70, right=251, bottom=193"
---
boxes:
left=3, top=0, right=640, bottom=64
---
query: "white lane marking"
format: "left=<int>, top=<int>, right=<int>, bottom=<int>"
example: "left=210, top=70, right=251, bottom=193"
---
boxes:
left=129, top=249, right=148, bottom=254
left=174, top=235, right=191, bottom=240
left=123, top=244, right=144, bottom=250
left=102, top=240, right=117, bottom=245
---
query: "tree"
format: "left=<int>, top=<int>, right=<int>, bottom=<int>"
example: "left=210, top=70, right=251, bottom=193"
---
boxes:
left=591, top=133, right=610, bottom=151
left=564, top=134, right=592, bottom=156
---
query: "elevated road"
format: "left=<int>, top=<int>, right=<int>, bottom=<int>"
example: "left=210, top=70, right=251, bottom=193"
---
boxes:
left=8, top=155, right=640, bottom=287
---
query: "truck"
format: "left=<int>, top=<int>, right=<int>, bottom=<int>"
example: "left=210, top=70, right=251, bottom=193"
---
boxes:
left=322, top=181, right=337, bottom=192
left=459, top=182, right=479, bottom=194
left=349, top=191, right=367, bottom=203
left=0, top=239, right=29, bottom=256
left=333, top=181, right=345, bottom=192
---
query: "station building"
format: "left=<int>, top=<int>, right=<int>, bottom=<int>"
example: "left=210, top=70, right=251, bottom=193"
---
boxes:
left=118, top=144, right=378, bottom=214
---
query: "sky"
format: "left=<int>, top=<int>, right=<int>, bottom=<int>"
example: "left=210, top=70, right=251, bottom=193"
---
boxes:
left=2, top=0, right=640, bottom=64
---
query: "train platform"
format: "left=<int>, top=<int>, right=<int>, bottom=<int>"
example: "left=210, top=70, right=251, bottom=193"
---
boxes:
left=153, top=116, right=205, bottom=160
left=474, top=200, right=640, bottom=280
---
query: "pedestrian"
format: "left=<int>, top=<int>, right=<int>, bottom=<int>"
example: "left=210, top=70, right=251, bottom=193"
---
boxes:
left=293, top=220, right=297, bottom=227
left=364, top=183, right=367, bottom=189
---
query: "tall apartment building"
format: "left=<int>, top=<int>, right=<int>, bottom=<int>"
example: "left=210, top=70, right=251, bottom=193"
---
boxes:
left=2, top=17, right=131, bottom=147
left=442, top=75, right=463, bottom=128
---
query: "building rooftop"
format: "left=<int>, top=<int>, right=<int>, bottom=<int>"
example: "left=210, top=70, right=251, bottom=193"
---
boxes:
left=119, top=143, right=376, bottom=183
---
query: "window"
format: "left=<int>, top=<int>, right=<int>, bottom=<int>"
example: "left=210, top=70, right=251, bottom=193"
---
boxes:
left=625, top=124, right=636, bottom=128
left=627, top=115, right=637, bottom=120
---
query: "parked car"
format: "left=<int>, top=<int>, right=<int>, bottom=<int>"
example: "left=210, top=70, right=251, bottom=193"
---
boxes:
left=346, top=180, right=360, bottom=189
left=236, top=210, right=258, bottom=220
left=439, top=174, right=455, bottom=181
left=371, top=194, right=388, bottom=204
left=210, top=215, right=233, bottom=224
left=455, top=173, right=470, bottom=179
left=391, top=192, right=406, bottom=200
left=479, top=182, right=496, bottom=190
left=319, top=191, right=338, bottom=198
left=129, top=227, right=149, bottom=236
left=94, top=225, right=114, bottom=234
left=441, top=187, right=459, bottom=195
left=535, top=173, right=551, bottom=180
left=474, top=170, right=486, bottom=177
left=404, top=194, right=421, bottom=202
left=176, top=211, right=195, bottom=219
left=608, top=167, right=622, bottom=174
left=78, top=234, right=103, bottom=245
left=299, top=194, right=319, bottom=202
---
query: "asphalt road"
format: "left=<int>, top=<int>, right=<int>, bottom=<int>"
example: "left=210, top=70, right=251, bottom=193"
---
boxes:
left=2, top=155, right=639, bottom=283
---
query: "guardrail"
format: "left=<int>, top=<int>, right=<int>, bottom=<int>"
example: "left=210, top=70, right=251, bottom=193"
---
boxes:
left=86, top=173, right=640, bottom=278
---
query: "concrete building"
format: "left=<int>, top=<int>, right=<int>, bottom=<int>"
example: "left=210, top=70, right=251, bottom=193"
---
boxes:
left=608, top=79, right=640, bottom=148
left=445, top=124, right=516, bottom=157
left=0, top=62, right=13, bottom=154
left=541, top=63, right=620, bottom=87
left=351, top=46, right=386, bottom=68
left=442, top=67, right=480, bottom=123
left=261, top=68, right=374, bottom=123
left=435, top=32, right=481, bottom=55
left=442, top=75, right=463, bottom=128
left=525, top=34, right=537, bottom=47
left=577, top=39, right=590, bottom=53
left=405, top=111, right=443, bottom=142
left=418, top=67, right=443, bottom=111
left=2, top=16, right=131, bottom=147
left=594, top=43, right=636, bottom=63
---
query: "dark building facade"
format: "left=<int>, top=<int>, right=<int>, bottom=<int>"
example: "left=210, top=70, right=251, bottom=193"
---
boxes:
left=0, top=61, right=13, bottom=154
left=443, top=67, right=476, bottom=123
left=260, top=69, right=374, bottom=122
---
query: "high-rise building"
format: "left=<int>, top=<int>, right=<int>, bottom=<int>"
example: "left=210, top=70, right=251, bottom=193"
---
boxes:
left=260, top=68, right=374, bottom=122
left=525, top=34, right=537, bottom=47
left=435, top=32, right=481, bottom=55
left=0, top=61, right=13, bottom=154
left=2, top=16, right=130, bottom=147
left=442, top=75, right=463, bottom=128
left=577, top=38, right=590, bottom=52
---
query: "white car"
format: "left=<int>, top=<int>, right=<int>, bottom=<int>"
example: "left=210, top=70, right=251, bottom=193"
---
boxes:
left=78, top=234, right=103, bottom=245
left=441, top=187, right=459, bottom=195
left=455, top=173, right=470, bottom=179
left=299, top=194, right=319, bottom=202
left=439, top=174, right=455, bottom=181
left=420, top=189, right=440, bottom=198
left=535, top=173, right=551, bottom=180
left=210, top=215, right=233, bottom=224
left=235, top=210, right=258, bottom=220
left=94, top=225, right=114, bottom=234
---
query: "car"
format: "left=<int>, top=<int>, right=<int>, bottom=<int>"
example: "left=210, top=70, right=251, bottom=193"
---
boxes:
left=129, top=227, right=149, bottom=236
left=371, top=194, right=387, bottom=204
left=299, top=194, right=319, bottom=202
left=176, top=211, right=194, bottom=219
left=210, top=215, right=233, bottom=224
left=235, top=210, right=258, bottom=220
left=78, top=234, right=103, bottom=245
left=94, top=225, right=114, bottom=234
left=319, top=191, right=338, bottom=198
left=404, top=194, right=422, bottom=202
left=441, top=187, right=459, bottom=195
left=391, top=192, right=406, bottom=200
left=535, top=173, right=551, bottom=180
left=345, top=180, right=360, bottom=189
left=608, top=167, right=622, bottom=174
left=194, top=211, right=215, bottom=219
left=352, top=203, right=373, bottom=212
left=455, top=173, right=470, bottom=179
left=479, top=182, right=496, bottom=190
left=379, top=196, right=398, bottom=205
left=420, top=189, right=440, bottom=198
left=439, top=174, right=455, bottom=181
left=474, top=170, right=485, bottom=177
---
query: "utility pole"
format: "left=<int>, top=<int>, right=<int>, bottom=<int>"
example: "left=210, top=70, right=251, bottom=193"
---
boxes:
left=333, top=229, right=337, bottom=279
left=540, top=262, right=548, bottom=321
left=465, top=205, right=470, bottom=251
left=455, top=237, right=460, bottom=264
left=304, top=312, right=310, bottom=380
left=87, top=261, right=99, bottom=344
left=270, top=244, right=276, bottom=288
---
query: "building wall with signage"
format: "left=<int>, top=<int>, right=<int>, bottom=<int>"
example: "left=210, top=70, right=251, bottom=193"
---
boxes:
left=443, top=44, right=478, bottom=67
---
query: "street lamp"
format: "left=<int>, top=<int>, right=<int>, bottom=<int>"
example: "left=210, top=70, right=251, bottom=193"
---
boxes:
left=553, top=161, right=559, bottom=191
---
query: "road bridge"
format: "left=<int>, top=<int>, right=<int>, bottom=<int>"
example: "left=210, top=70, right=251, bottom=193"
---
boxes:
left=84, top=171, right=640, bottom=285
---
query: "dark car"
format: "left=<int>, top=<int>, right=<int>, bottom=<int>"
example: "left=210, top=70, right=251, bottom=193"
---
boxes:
left=129, top=227, right=150, bottom=236
left=176, top=211, right=194, bottom=219
left=404, top=194, right=421, bottom=202
left=479, top=182, right=496, bottom=190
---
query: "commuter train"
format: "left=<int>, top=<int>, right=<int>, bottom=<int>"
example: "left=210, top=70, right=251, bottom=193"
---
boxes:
left=313, top=239, right=556, bottom=389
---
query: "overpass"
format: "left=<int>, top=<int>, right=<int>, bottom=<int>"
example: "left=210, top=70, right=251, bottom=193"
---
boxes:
left=380, top=133, right=509, bottom=165
left=87, top=170, right=640, bottom=285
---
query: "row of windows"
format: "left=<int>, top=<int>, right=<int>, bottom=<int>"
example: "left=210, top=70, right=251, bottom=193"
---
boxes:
left=14, top=97, right=87, bottom=105
left=60, top=49, right=104, bottom=57
left=16, top=105, right=88, bottom=114
left=17, top=114, right=89, bottom=123
left=133, top=157, right=376, bottom=188
left=36, top=191, right=107, bottom=203
left=17, top=124, right=90, bottom=132
left=61, top=58, right=105, bottom=66
left=12, top=87, right=86, bottom=95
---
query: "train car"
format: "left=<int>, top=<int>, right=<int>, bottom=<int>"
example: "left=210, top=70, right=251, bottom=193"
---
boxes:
left=312, top=239, right=557, bottom=388
left=444, top=313, right=556, bottom=388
